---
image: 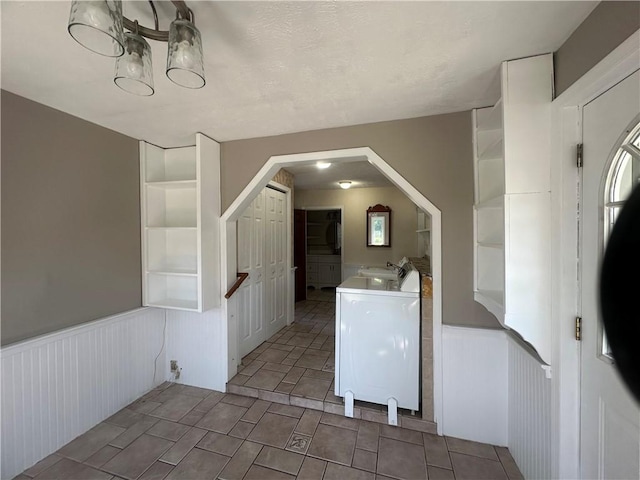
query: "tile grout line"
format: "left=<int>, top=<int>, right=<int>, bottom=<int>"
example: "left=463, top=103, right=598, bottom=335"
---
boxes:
left=21, top=294, right=522, bottom=480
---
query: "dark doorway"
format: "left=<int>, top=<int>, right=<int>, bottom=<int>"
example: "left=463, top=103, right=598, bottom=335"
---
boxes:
left=294, top=209, right=307, bottom=302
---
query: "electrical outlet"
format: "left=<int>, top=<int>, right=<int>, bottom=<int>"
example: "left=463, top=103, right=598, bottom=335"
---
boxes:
left=170, top=360, right=178, bottom=372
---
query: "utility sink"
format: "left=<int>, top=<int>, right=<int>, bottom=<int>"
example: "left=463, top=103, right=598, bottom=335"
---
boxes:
left=357, top=266, right=399, bottom=280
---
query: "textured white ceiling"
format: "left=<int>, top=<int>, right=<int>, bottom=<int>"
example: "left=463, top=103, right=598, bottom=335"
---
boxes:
left=1, top=1, right=597, bottom=148
left=286, top=160, right=393, bottom=190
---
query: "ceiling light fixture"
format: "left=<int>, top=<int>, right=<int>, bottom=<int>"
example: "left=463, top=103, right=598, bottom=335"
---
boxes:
left=317, top=162, right=331, bottom=169
left=339, top=181, right=352, bottom=189
left=68, top=0, right=205, bottom=96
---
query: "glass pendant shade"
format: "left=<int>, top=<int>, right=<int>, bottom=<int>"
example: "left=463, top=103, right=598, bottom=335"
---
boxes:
left=68, top=0, right=124, bottom=57
left=114, top=33, right=154, bottom=96
left=166, top=19, right=205, bottom=89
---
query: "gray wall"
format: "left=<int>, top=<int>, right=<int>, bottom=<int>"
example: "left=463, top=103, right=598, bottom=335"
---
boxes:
left=1, top=91, right=142, bottom=345
left=295, top=186, right=420, bottom=266
left=222, top=113, right=500, bottom=328
left=554, top=1, right=640, bottom=96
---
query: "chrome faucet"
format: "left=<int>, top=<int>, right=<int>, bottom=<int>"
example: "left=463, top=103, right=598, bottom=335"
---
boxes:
left=386, top=261, right=401, bottom=272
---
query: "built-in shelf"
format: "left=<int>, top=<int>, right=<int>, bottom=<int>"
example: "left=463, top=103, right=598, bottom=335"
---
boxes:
left=416, top=207, right=431, bottom=259
left=472, top=53, right=553, bottom=364
left=145, top=180, right=197, bottom=187
left=145, top=145, right=197, bottom=183
left=479, top=98, right=503, bottom=131
left=146, top=226, right=198, bottom=230
left=140, top=135, right=220, bottom=313
left=477, top=242, right=503, bottom=249
left=305, top=210, right=342, bottom=288
left=147, top=298, right=199, bottom=311
left=476, top=196, right=504, bottom=210
left=147, top=268, right=198, bottom=276
left=478, top=137, right=503, bottom=161
left=145, top=181, right=197, bottom=228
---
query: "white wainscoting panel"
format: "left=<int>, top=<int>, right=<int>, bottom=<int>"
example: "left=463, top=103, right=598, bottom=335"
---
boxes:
left=0, top=308, right=166, bottom=480
left=441, top=325, right=508, bottom=446
left=165, top=308, right=226, bottom=392
left=507, top=334, right=552, bottom=479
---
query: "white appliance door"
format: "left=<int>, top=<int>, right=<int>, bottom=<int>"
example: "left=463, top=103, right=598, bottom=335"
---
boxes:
left=338, top=292, right=419, bottom=410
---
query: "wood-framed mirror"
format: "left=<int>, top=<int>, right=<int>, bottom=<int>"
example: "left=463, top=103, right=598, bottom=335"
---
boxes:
left=367, top=204, right=391, bottom=247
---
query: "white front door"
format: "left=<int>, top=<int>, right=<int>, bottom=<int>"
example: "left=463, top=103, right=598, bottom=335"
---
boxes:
left=265, top=187, right=287, bottom=338
left=580, top=70, right=640, bottom=479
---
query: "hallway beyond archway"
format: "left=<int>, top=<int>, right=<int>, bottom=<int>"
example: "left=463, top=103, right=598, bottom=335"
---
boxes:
left=220, top=147, right=443, bottom=433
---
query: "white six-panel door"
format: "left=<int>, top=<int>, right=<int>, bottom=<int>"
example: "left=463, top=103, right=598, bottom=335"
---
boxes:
left=266, top=187, right=287, bottom=338
left=580, top=70, right=640, bottom=479
left=237, top=190, right=266, bottom=356
left=238, top=186, right=287, bottom=357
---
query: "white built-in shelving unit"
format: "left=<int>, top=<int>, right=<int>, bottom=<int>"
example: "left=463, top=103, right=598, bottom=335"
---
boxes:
left=416, top=207, right=431, bottom=258
left=473, top=53, right=552, bottom=364
left=473, top=98, right=506, bottom=319
left=140, top=134, right=220, bottom=312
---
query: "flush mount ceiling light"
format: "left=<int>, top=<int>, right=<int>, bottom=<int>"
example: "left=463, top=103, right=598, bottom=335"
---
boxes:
left=68, top=0, right=205, bottom=96
left=316, top=162, right=331, bottom=169
left=338, top=181, right=352, bottom=189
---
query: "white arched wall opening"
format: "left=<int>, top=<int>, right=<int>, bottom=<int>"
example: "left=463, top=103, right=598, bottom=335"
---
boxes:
left=220, top=147, right=443, bottom=432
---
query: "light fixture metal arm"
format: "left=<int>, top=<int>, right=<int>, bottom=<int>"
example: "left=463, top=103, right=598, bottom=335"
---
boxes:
left=122, top=0, right=190, bottom=42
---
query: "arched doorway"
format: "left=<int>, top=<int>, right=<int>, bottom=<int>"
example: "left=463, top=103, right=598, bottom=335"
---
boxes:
left=220, top=147, right=444, bottom=432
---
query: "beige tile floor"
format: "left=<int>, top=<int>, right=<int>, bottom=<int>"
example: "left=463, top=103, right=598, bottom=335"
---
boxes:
left=14, top=289, right=524, bottom=480
left=228, top=288, right=435, bottom=431
left=227, top=289, right=338, bottom=412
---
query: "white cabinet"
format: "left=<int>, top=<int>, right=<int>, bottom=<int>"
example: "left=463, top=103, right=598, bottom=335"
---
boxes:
left=318, top=263, right=339, bottom=284
left=140, top=134, right=220, bottom=312
left=307, top=255, right=341, bottom=288
left=473, top=53, right=552, bottom=363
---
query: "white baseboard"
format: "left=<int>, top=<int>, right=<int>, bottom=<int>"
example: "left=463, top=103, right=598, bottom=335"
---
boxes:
left=0, top=308, right=166, bottom=479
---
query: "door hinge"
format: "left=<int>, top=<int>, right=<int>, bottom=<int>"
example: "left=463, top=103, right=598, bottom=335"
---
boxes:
left=575, top=316, right=582, bottom=341
left=576, top=143, right=583, bottom=168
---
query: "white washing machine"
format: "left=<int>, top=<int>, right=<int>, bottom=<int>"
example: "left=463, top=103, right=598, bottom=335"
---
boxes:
left=335, top=263, right=421, bottom=425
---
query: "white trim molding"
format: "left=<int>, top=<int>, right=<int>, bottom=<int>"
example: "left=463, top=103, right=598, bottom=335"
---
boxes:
left=220, top=146, right=444, bottom=433
left=0, top=308, right=166, bottom=480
